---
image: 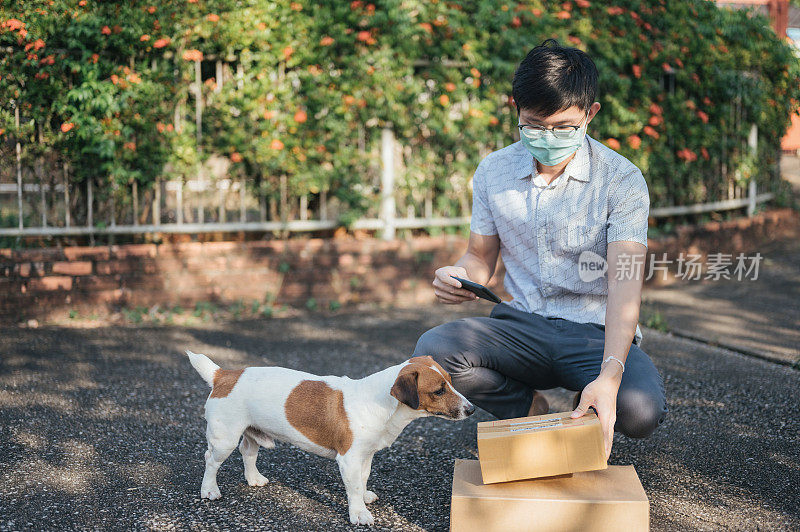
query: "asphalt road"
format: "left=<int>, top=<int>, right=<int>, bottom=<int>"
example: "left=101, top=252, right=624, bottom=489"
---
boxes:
left=1, top=304, right=798, bottom=531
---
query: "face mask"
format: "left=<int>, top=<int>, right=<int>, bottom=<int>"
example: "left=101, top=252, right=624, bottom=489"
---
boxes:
left=519, top=111, right=589, bottom=166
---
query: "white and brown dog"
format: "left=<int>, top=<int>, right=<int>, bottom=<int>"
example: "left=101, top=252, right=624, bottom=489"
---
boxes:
left=186, top=350, right=474, bottom=526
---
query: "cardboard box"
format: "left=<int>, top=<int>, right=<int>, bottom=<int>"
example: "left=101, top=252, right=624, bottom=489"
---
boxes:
left=450, top=459, right=649, bottom=532
left=477, top=411, right=606, bottom=483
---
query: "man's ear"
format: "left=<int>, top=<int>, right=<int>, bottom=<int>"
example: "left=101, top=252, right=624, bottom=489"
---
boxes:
left=391, top=369, right=419, bottom=410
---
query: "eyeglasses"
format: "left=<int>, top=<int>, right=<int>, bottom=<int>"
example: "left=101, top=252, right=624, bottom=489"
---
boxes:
left=518, top=111, right=589, bottom=139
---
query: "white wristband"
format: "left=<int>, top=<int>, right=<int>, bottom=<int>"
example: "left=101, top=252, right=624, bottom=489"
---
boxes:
left=602, top=355, right=625, bottom=373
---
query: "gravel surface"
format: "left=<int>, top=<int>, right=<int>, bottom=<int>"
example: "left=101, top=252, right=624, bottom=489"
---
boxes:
left=1, top=304, right=798, bottom=531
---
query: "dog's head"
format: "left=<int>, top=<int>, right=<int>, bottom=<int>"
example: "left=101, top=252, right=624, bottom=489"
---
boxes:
left=390, top=355, right=475, bottom=420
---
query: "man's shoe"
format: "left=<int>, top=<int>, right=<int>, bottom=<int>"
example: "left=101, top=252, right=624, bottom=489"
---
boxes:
left=527, top=390, right=549, bottom=416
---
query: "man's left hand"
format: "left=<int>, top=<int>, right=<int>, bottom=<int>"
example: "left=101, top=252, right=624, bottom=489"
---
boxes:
left=570, top=362, right=623, bottom=460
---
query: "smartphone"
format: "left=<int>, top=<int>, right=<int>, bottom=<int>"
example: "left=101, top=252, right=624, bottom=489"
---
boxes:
left=450, top=276, right=502, bottom=304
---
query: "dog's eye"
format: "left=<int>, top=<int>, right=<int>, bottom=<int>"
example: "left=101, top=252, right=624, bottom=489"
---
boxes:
left=433, top=387, right=446, bottom=396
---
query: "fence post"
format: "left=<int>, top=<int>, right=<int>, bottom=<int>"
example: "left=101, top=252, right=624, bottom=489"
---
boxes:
left=15, top=105, right=23, bottom=231
left=63, top=161, right=70, bottom=227
left=747, top=123, right=757, bottom=217
left=154, top=176, right=161, bottom=226
left=380, top=126, right=396, bottom=240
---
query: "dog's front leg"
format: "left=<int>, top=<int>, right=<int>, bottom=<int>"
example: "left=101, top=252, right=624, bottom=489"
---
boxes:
left=336, top=448, right=374, bottom=526
left=361, top=451, right=377, bottom=504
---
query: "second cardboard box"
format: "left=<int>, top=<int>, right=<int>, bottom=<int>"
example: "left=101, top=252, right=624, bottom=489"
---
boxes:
left=477, top=410, right=607, bottom=484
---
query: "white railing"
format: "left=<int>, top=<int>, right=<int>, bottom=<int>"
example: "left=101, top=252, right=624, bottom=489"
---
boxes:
left=0, top=123, right=775, bottom=240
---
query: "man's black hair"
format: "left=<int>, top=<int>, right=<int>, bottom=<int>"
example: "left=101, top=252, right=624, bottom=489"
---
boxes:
left=512, top=38, right=598, bottom=118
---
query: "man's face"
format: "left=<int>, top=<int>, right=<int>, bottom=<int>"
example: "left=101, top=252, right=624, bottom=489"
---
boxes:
left=517, top=103, right=600, bottom=129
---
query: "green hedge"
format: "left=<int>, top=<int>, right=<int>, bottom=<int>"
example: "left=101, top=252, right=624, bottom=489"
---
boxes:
left=1, top=0, right=799, bottom=223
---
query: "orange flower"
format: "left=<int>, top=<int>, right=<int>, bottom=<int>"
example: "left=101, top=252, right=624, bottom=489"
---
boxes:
left=643, top=126, right=660, bottom=139
left=718, top=45, right=728, bottom=53
left=356, top=30, right=371, bottom=42
left=257, top=22, right=267, bottom=30
left=648, top=115, right=662, bottom=126
left=470, top=67, right=481, bottom=78
left=439, top=94, right=450, bottom=106
left=157, top=123, right=166, bottom=133
left=127, top=73, right=141, bottom=84
left=445, top=82, right=456, bottom=92
left=556, top=10, right=571, bottom=19
left=32, top=38, right=45, bottom=51
left=61, top=122, right=75, bottom=133
left=39, top=55, right=55, bottom=65
left=283, top=46, right=293, bottom=60
left=343, top=95, right=356, bottom=105
left=101, top=25, right=111, bottom=35
left=140, top=34, right=150, bottom=41
left=532, top=8, right=542, bottom=16
left=91, top=53, right=99, bottom=63
left=294, top=110, right=308, bottom=123
left=606, top=138, right=621, bottom=150
left=153, top=37, right=170, bottom=48
left=147, top=6, right=156, bottom=14
left=110, top=74, right=120, bottom=84
left=79, top=0, right=87, bottom=6
left=263, top=110, right=276, bottom=120
left=703, top=97, right=712, bottom=106
left=649, top=103, right=662, bottom=115
left=511, top=16, right=521, bottom=28
left=124, top=142, right=136, bottom=151
left=700, top=147, right=710, bottom=160
left=419, top=22, right=433, bottom=33
left=489, top=116, right=500, bottom=126
left=568, top=35, right=581, bottom=45
left=685, top=99, right=696, bottom=110
left=320, top=36, right=334, bottom=46
left=696, top=110, right=709, bottom=123
left=270, top=139, right=284, bottom=150
left=183, top=49, right=203, bottom=62
left=632, top=64, right=642, bottom=78
left=627, top=135, right=642, bottom=149
left=207, top=14, right=220, bottom=22
left=350, top=0, right=362, bottom=8
left=5, top=19, right=24, bottom=31
left=290, top=2, right=302, bottom=10
left=576, top=0, right=591, bottom=7
left=230, top=152, right=242, bottom=162
left=662, top=62, right=672, bottom=72
left=607, top=6, right=624, bottom=15
left=674, top=58, right=683, bottom=68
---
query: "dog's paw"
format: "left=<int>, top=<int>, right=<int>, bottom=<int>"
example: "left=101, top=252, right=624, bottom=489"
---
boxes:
left=363, top=490, right=378, bottom=504
left=245, top=473, right=269, bottom=487
left=200, top=486, right=221, bottom=500
left=349, top=508, right=374, bottom=526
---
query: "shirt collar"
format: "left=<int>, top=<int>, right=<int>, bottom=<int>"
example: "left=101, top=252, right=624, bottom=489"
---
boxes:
left=515, top=135, right=591, bottom=183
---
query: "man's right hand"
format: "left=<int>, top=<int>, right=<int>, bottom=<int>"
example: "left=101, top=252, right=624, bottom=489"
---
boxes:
left=433, top=266, right=478, bottom=304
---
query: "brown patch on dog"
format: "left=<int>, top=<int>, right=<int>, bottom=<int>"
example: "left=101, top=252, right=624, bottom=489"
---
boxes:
left=209, top=368, right=245, bottom=398
left=391, top=360, right=463, bottom=417
left=408, top=355, right=452, bottom=383
left=284, top=380, right=353, bottom=455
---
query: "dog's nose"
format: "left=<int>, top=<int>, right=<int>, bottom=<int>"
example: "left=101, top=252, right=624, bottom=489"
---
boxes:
left=464, top=403, right=475, bottom=417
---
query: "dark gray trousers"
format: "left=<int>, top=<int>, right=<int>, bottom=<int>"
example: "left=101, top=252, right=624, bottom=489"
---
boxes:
left=413, top=302, right=668, bottom=438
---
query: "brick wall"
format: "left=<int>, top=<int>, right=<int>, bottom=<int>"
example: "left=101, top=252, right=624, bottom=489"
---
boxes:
left=0, top=235, right=498, bottom=324
left=1, top=208, right=796, bottom=325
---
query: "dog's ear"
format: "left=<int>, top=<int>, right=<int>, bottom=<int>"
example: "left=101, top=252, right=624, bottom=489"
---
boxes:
left=391, top=368, right=419, bottom=410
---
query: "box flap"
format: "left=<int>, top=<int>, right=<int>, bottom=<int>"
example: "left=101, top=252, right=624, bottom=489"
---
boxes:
left=453, top=459, right=648, bottom=503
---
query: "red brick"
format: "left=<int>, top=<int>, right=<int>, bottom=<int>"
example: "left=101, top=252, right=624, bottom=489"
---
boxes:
left=64, top=246, right=112, bottom=261
left=112, top=243, right=157, bottom=259
left=29, top=276, right=73, bottom=291
left=96, top=261, right=136, bottom=275
left=52, top=261, right=93, bottom=276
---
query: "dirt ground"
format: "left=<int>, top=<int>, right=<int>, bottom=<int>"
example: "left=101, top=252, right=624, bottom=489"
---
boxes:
left=1, top=304, right=798, bottom=531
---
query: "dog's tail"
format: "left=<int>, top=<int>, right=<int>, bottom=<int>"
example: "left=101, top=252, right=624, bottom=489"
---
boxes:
left=185, top=350, right=219, bottom=386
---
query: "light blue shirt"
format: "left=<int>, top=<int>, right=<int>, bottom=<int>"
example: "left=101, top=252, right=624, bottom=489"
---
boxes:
left=470, top=135, right=649, bottom=344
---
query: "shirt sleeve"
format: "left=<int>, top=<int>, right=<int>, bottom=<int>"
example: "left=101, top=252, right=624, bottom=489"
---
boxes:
left=469, top=159, right=498, bottom=236
left=606, top=167, right=650, bottom=246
